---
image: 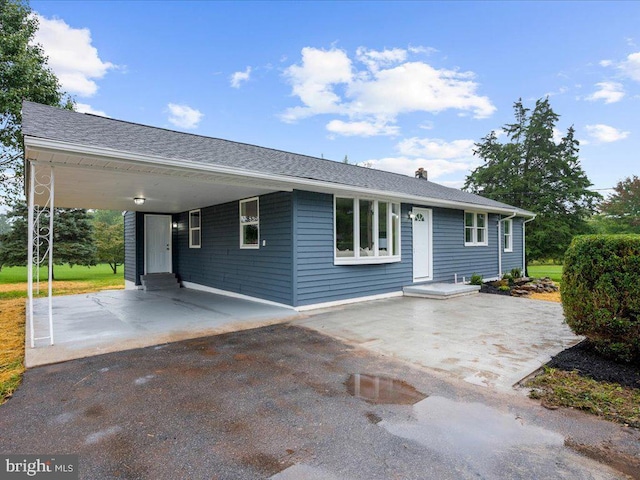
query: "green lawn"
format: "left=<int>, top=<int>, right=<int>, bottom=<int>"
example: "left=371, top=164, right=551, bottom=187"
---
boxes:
left=527, top=264, right=562, bottom=283
left=0, top=264, right=123, bottom=288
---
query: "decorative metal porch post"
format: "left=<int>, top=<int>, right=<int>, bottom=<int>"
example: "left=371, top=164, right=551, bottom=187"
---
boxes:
left=27, top=162, right=55, bottom=348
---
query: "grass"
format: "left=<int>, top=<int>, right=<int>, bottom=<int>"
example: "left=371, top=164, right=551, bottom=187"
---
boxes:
left=527, top=264, right=563, bottom=283
left=0, top=264, right=123, bottom=404
left=527, top=367, right=640, bottom=428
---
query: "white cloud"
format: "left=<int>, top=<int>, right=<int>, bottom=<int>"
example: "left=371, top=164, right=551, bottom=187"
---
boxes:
left=326, top=119, right=399, bottom=137
left=281, top=46, right=495, bottom=135
left=552, top=127, right=564, bottom=144
left=362, top=156, right=478, bottom=179
left=362, top=136, right=479, bottom=180
left=230, top=66, right=252, bottom=88
left=618, top=52, right=640, bottom=81
left=585, top=124, right=630, bottom=143
left=167, top=103, right=203, bottom=129
left=281, top=47, right=353, bottom=122
left=397, top=137, right=475, bottom=159
left=599, top=60, right=613, bottom=67
left=75, top=103, right=107, bottom=117
left=355, top=47, right=407, bottom=73
left=33, top=14, right=115, bottom=97
left=585, top=81, right=625, bottom=103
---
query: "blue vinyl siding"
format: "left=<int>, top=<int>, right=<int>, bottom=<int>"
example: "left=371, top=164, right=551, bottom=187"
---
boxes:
left=293, top=191, right=413, bottom=307
left=174, top=192, right=293, bottom=305
left=501, top=217, right=524, bottom=274
left=430, top=208, right=500, bottom=282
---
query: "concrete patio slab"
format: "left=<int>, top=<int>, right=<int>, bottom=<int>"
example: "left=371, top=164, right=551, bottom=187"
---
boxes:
left=26, top=288, right=300, bottom=368
left=403, top=282, right=480, bottom=299
left=297, top=294, right=581, bottom=392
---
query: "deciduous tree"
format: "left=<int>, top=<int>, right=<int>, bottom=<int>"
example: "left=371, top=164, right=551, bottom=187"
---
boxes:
left=0, top=0, right=70, bottom=202
left=597, top=175, right=640, bottom=234
left=464, top=98, right=600, bottom=262
left=93, top=210, right=124, bottom=274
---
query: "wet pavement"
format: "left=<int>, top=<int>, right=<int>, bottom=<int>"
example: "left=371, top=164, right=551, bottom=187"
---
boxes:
left=297, top=294, right=582, bottom=392
left=2, top=324, right=637, bottom=479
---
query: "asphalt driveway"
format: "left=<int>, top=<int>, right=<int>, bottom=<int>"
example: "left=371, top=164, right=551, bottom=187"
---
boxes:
left=1, top=324, right=634, bottom=479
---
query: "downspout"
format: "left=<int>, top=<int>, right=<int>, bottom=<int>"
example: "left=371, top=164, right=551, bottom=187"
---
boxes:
left=522, top=215, right=537, bottom=276
left=497, top=212, right=517, bottom=277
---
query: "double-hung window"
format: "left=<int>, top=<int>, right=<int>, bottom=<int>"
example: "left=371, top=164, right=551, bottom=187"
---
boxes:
left=240, top=197, right=259, bottom=248
left=464, top=212, right=488, bottom=246
left=335, top=196, right=401, bottom=264
left=503, top=219, right=513, bottom=252
left=189, top=209, right=201, bottom=248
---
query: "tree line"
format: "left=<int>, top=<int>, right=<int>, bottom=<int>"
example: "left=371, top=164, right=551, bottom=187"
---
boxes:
left=0, top=206, right=125, bottom=276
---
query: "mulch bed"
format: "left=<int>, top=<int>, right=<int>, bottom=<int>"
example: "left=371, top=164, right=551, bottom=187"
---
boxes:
left=547, top=340, right=640, bottom=390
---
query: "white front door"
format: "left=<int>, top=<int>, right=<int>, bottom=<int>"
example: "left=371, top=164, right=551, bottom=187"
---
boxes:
left=412, top=208, right=432, bottom=282
left=145, top=215, right=172, bottom=274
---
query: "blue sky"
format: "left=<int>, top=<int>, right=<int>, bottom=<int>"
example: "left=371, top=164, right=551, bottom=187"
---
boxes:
left=30, top=1, right=640, bottom=195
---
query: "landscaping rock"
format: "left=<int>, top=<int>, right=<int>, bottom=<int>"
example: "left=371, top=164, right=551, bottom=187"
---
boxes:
left=480, top=277, right=559, bottom=297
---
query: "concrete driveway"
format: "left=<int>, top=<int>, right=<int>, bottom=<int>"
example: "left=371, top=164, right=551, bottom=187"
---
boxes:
left=297, top=294, right=582, bottom=392
left=1, top=325, right=633, bottom=479
left=27, top=288, right=300, bottom=367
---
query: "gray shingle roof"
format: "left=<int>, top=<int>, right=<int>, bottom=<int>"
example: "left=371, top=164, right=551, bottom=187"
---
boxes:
left=22, top=101, right=533, bottom=215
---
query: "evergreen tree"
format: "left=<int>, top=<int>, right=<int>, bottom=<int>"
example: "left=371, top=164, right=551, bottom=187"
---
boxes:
left=464, top=98, right=600, bottom=262
left=0, top=202, right=97, bottom=277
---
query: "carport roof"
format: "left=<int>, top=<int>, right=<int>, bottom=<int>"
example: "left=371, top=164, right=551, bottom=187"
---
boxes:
left=22, top=101, right=534, bottom=216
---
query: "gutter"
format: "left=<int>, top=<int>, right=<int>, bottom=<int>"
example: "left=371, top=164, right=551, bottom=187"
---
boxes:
left=24, top=136, right=536, bottom=217
left=497, top=212, right=518, bottom=277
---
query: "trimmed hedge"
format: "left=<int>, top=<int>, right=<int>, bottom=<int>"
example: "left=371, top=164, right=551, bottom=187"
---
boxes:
left=562, top=235, right=640, bottom=363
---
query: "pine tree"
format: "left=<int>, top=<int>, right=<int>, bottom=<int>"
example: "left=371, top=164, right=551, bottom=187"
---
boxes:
left=0, top=202, right=97, bottom=277
left=464, top=98, right=600, bottom=262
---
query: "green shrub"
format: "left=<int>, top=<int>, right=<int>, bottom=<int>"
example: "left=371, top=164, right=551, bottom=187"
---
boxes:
left=498, top=285, right=511, bottom=292
left=562, top=235, right=640, bottom=363
left=510, top=267, right=522, bottom=279
left=470, top=273, right=483, bottom=285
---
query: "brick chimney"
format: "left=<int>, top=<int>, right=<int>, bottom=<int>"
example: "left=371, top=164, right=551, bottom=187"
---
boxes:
left=415, top=167, right=428, bottom=180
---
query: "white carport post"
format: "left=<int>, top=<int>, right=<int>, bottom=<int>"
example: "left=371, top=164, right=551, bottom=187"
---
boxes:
left=27, top=162, right=55, bottom=348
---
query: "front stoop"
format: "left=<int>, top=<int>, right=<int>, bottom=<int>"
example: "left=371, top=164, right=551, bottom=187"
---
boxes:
left=140, top=273, right=181, bottom=291
left=403, top=283, right=480, bottom=299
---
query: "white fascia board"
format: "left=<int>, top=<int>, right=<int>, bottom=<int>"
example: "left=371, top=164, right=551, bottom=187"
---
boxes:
left=24, top=136, right=536, bottom=217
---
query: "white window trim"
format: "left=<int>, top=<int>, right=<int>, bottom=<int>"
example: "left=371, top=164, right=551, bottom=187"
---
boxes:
left=189, top=209, right=201, bottom=249
left=503, top=218, right=513, bottom=252
left=333, top=196, right=401, bottom=265
left=464, top=211, right=489, bottom=247
left=239, top=197, right=259, bottom=249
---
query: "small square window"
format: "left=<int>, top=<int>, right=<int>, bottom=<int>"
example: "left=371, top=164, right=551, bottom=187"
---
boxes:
left=464, top=212, right=488, bottom=246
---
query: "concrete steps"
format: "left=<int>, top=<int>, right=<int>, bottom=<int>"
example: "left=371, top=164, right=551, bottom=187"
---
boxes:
left=403, top=283, right=480, bottom=300
left=141, top=273, right=181, bottom=291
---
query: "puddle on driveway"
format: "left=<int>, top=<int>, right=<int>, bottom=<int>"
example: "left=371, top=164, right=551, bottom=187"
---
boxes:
left=346, top=374, right=427, bottom=404
left=381, top=396, right=566, bottom=477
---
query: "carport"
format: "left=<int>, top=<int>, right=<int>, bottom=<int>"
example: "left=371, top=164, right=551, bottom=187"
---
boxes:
left=26, top=287, right=299, bottom=367
left=22, top=102, right=300, bottom=351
